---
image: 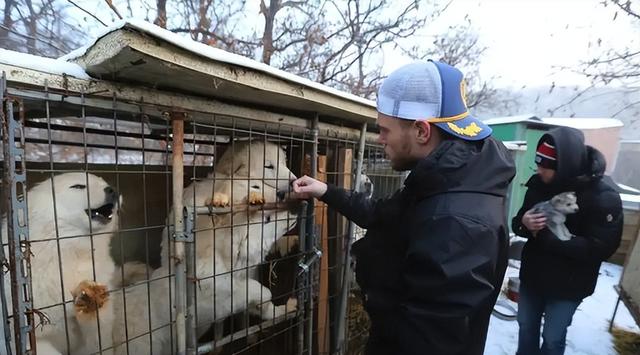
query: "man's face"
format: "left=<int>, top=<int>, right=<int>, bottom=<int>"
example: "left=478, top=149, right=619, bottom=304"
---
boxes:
left=537, top=165, right=556, bottom=184
left=376, top=114, right=417, bottom=171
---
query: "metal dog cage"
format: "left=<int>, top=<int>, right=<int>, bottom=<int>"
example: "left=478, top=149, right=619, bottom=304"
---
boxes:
left=0, top=22, right=405, bottom=355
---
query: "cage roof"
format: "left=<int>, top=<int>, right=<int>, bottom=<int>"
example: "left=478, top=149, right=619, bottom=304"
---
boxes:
left=60, top=19, right=377, bottom=126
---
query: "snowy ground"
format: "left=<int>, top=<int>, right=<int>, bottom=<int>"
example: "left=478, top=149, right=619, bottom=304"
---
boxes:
left=485, top=262, right=639, bottom=355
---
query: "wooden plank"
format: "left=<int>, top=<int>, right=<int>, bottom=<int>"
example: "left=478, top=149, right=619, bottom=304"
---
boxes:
left=620, top=224, right=640, bottom=328
left=314, top=155, right=330, bottom=355
left=303, top=154, right=330, bottom=354
left=336, top=148, right=353, bottom=239
left=611, top=210, right=640, bottom=265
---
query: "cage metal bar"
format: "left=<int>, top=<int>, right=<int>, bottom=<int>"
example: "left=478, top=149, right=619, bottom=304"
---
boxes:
left=306, top=115, right=319, bottom=355
left=171, top=112, right=187, bottom=355
left=296, top=201, right=309, bottom=355
left=184, top=206, right=197, bottom=354
left=0, top=73, right=13, bottom=355
left=335, top=122, right=367, bottom=354
left=2, top=75, right=35, bottom=354
left=43, top=80, right=74, bottom=355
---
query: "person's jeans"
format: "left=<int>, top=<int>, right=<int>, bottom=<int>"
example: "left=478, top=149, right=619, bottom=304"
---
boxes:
left=516, top=283, right=581, bottom=355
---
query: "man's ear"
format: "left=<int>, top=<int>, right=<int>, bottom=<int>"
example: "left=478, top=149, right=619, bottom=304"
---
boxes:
left=414, top=120, right=431, bottom=144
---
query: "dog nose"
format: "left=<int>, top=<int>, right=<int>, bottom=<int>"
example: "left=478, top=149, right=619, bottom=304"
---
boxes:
left=104, top=186, right=118, bottom=202
left=276, top=190, right=286, bottom=202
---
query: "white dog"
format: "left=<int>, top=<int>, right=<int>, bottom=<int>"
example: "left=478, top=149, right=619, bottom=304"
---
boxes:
left=2, top=173, right=121, bottom=354
left=113, top=140, right=299, bottom=354
left=113, top=181, right=298, bottom=354
left=357, top=170, right=374, bottom=199
left=532, top=191, right=579, bottom=241
left=204, top=140, right=297, bottom=207
left=116, top=140, right=297, bottom=285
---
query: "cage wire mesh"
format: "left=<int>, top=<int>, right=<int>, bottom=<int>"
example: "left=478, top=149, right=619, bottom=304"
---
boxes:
left=0, top=71, right=400, bottom=355
left=0, top=75, right=337, bottom=355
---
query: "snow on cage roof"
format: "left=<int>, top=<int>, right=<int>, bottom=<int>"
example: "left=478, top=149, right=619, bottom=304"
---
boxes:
left=0, top=48, right=89, bottom=79
left=60, top=19, right=375, bottom=108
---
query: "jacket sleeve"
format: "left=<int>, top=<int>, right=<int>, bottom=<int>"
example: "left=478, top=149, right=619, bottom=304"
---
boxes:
left=393, top=214, right=498, bottom=354
left=538, top=189, right=623, bottom=262
left=511, top=185, right=539, bottom=239
left=319, top=183, right=401, bottom=229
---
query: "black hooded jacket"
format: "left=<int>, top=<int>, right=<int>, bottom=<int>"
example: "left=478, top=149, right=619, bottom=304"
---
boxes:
left=321, top=137, right=516, bottom=355
left=512, top=127, right=623, bottom=301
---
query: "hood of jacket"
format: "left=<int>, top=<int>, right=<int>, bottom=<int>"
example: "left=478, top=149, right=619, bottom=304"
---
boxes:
left=404, top=137, right=516, bottom=200
left=539, top=127, right=606, bottom=188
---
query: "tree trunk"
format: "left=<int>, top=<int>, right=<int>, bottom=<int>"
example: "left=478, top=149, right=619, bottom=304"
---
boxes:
left=260, top=0, right=278, bottom=64
left=154, top=0, right=167, bottom=28
left=24, top=0, right=37, bottom=54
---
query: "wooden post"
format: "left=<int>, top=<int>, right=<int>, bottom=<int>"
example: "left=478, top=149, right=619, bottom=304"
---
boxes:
left=336, top=148, right=353, bottom=239
left=303, top=154, right=330, bottom=354
left=315, top=156, right=330, bottom=354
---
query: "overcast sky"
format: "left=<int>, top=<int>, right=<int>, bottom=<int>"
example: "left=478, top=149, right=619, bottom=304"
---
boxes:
left=382, top=0, right=638, bottom=89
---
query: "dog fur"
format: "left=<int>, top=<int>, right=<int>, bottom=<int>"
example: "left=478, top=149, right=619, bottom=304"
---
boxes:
left=2, top=173, right=121, bottom=354
left=204, top=140, right=297, bottom=207
left=112, top=181, right=298, bottom=354
left=113, top=141, right=299, bottom=354
left=352, top=166, right=374, bottom=200
left=532, top=191, right=579, bottom=241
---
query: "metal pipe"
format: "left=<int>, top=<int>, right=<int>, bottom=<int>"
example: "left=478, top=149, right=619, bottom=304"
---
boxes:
left=306, top=115, right=319, bottom=355
left=2, top=83, right=35, bottom=355
left=0, top=72, right=13, bottom=355
left=334, top=122, right=367, bottom=354
left=171, top=112, right=186, bottom=355
left=184, top=207, right=197, bottom=354
left=296, top=201, right=308, bottom=355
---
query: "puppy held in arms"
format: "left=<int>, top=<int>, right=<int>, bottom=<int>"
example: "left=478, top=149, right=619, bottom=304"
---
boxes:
left=532, top=191, right=579, bottom=241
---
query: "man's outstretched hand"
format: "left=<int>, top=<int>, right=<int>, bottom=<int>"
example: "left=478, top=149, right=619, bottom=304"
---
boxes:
left=291, top=175, right=328, bottom=200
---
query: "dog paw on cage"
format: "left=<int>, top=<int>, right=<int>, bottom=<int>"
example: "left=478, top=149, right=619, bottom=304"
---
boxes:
left=209, top=140, right=298, bottom=204
left=71, top=280, right=109, bottom=321
left=206, top=191, right=231, bottom=207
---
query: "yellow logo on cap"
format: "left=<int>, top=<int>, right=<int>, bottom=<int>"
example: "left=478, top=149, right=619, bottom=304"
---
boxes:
left=447, top=121, right=482, bottom=137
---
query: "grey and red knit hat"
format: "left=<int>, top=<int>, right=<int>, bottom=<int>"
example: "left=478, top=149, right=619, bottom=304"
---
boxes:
left=535, top=136, right=557, bottom=170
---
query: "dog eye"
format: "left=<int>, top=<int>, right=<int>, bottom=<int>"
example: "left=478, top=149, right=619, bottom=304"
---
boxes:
left=264, top=163, right=274, bottom=169
left=265, top=215, right=272, bottom=223
left=70, top=184, right=86, bottom=189
left=251, top=185, right=260, bottom=189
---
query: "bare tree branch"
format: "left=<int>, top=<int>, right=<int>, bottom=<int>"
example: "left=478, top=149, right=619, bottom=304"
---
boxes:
left=104, top=0, right=123, bottom=20
left=66, top=0, right=107, bottom=27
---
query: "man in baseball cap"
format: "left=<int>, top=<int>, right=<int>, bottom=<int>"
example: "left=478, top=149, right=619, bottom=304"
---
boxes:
left=291, top=60, right=516, bottom=355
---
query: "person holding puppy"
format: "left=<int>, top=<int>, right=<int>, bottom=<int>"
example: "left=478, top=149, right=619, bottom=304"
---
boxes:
left=291, top=61, right=516, bottom=355
left=512, top=127, right=623, bottom=355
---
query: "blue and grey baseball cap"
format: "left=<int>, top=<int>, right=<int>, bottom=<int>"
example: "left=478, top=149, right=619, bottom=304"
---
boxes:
left=376, top=60, right=492, bottom=141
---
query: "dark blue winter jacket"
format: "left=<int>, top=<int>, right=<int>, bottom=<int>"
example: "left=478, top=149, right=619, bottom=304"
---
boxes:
left=321, top=137, right=516, bottom=355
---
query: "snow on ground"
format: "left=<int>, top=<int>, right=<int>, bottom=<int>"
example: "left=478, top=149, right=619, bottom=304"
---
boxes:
left=485, top=262, right=639, bottom=355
